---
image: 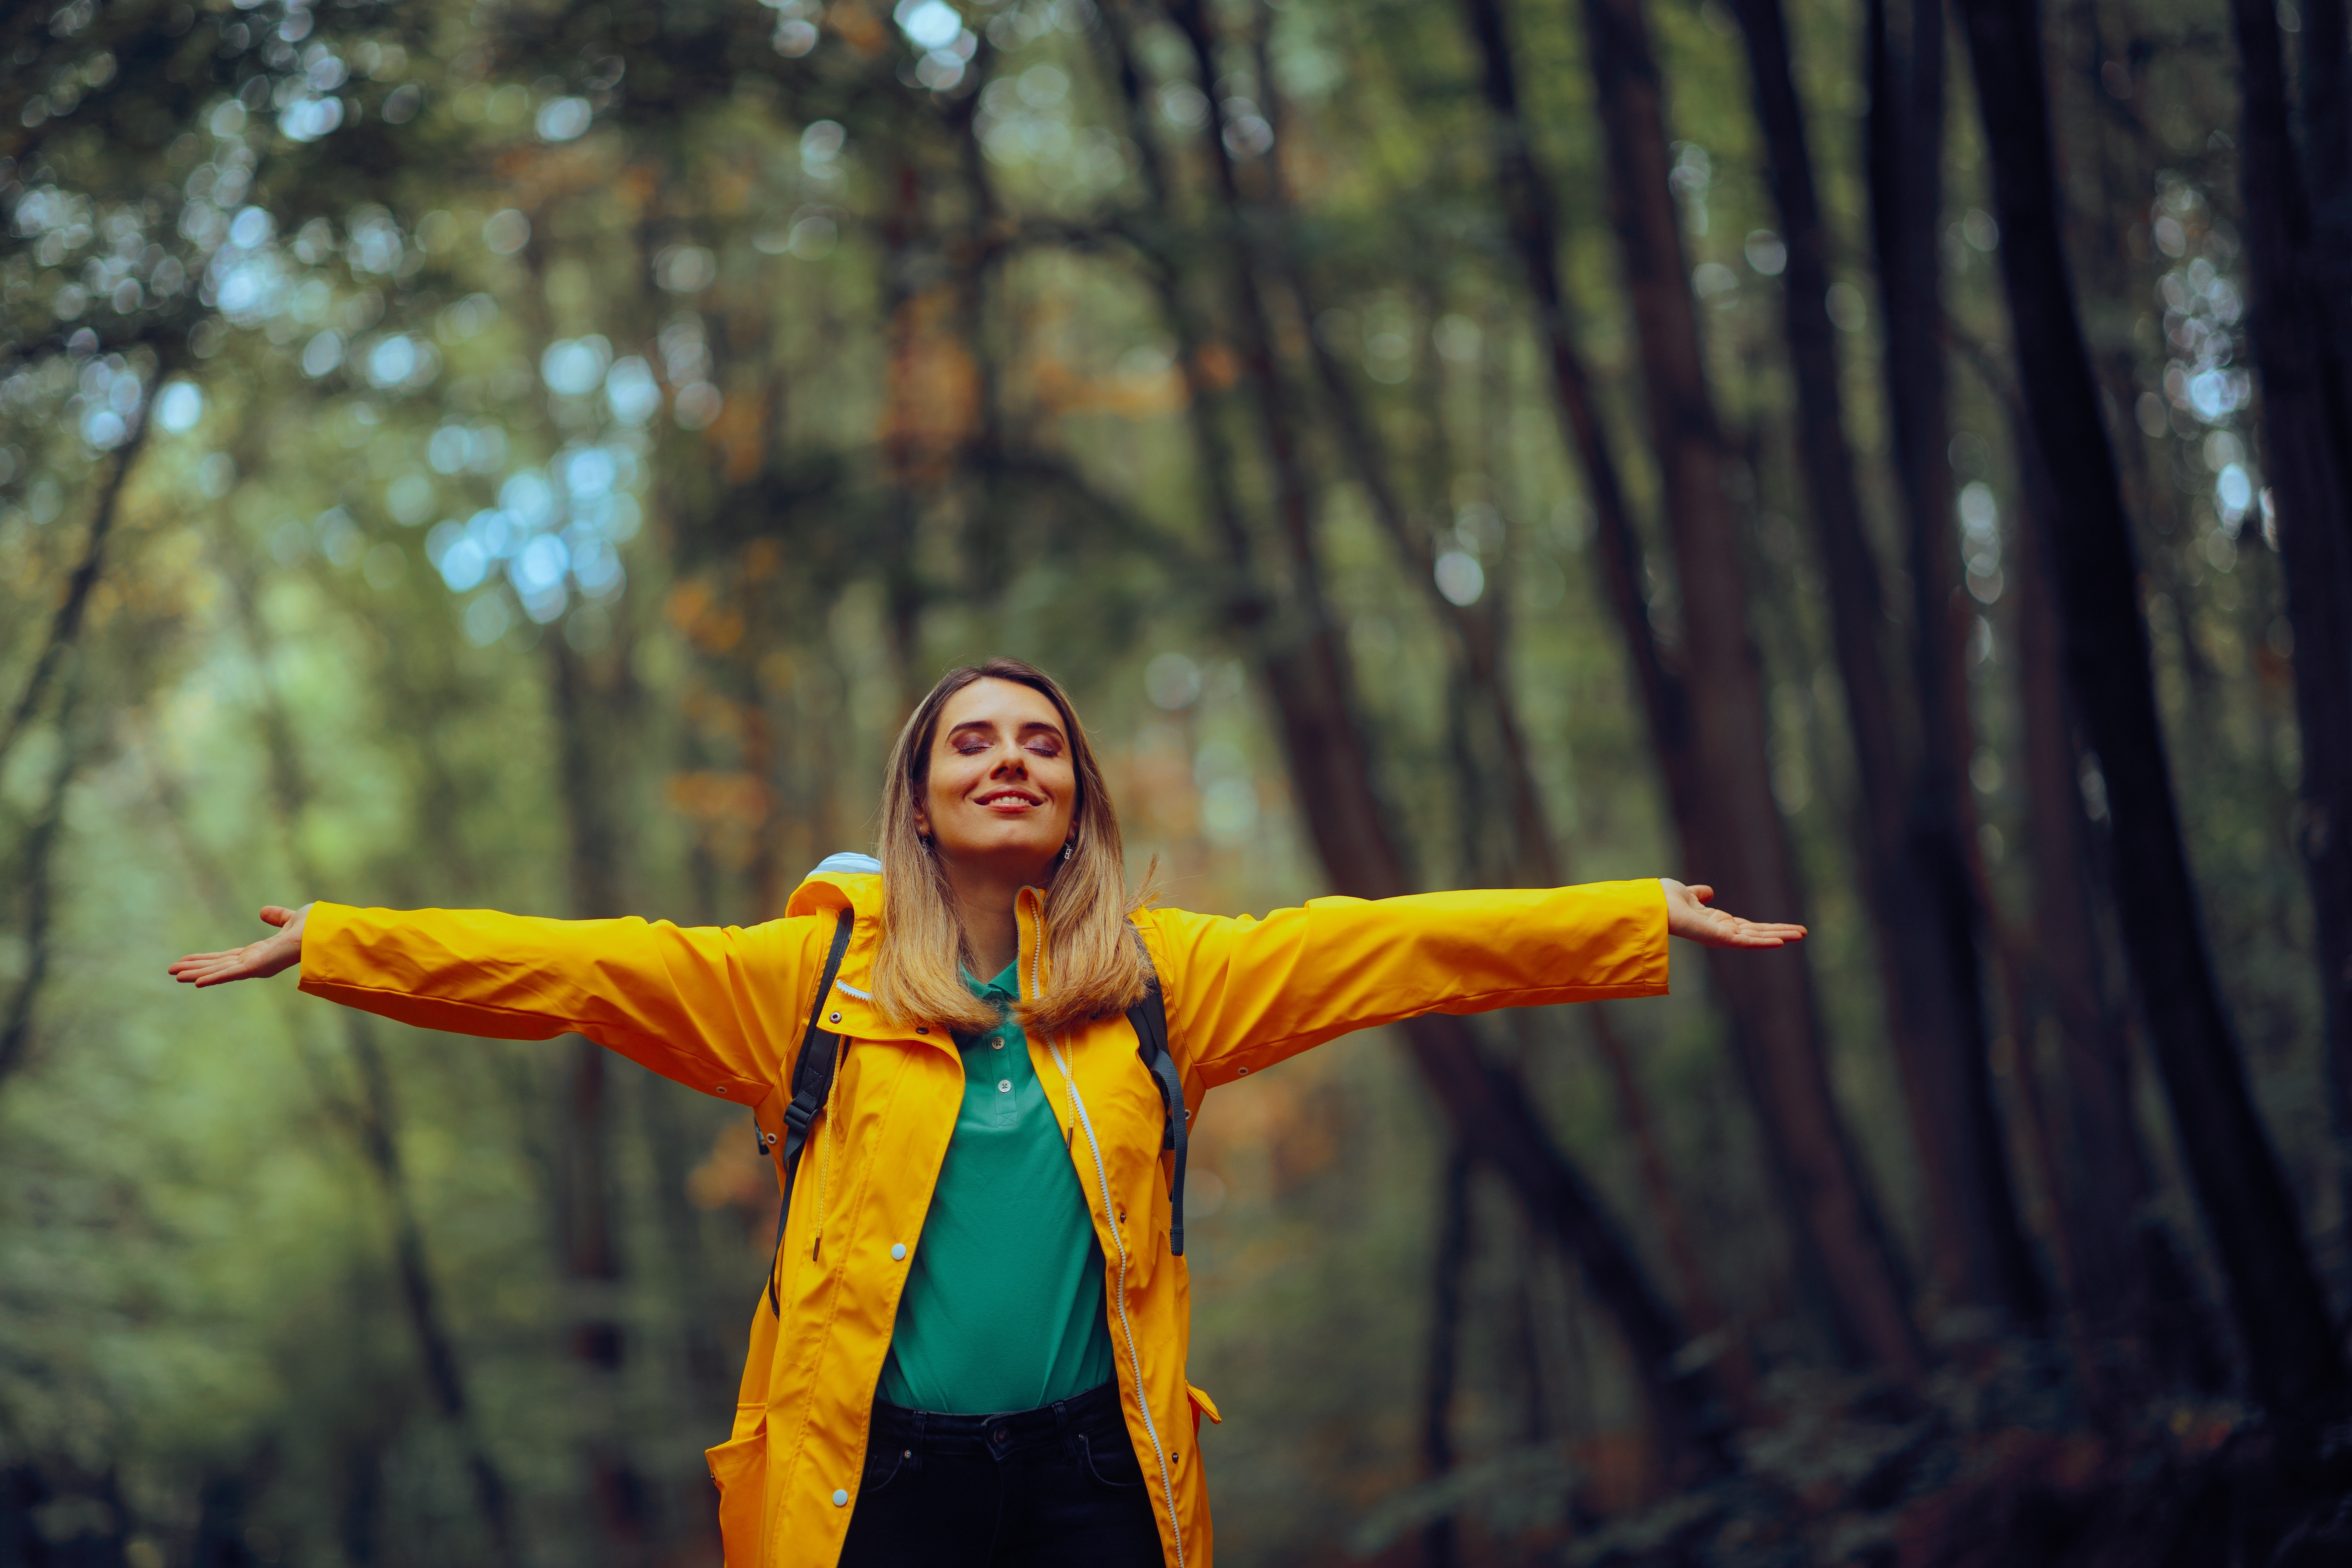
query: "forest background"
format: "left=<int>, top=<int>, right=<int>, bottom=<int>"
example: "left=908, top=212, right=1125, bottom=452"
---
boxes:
left=6, top=0, right=2352, bottom=1562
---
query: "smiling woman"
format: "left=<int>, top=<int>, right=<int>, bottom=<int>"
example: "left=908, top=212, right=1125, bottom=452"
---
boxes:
left=165, top=655, right=1801, bottom=1568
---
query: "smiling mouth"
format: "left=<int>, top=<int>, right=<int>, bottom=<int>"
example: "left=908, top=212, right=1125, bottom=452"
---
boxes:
left=974, top=790, right=1043, bottom=808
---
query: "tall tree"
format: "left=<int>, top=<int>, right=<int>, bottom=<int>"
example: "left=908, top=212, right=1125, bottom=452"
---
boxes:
left=1093, top=0, right=1733, bottom=1475
left=1955, top=0, right=2350, bottom=1424
left=0, top=415, right=152, bottom=783
left=2226, top=0, right=2352, bottom=1244
left=1862, top=0, right=1994, bottom=1289
left=1735, top=0, right=2044, bottom=1327
left=0, top=678, right=82, bottom=1089
left=2011, top=437, right=2152, bottom=1340
left=1458, top=0, right=1926, bottom=1382
left=548, top=637, right=650, bottom=1554
left=2307, top=0, right=2352, bottom=374
left=227, top=567, right=521, bottom=1559
left=1420, top=1146, right=1474, bottom=1568
left=1243, top=29, right=1755, bottom=1405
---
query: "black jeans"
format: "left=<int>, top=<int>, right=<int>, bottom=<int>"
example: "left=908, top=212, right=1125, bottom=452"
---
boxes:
left=838, top=1379, right=1164, bottom=1567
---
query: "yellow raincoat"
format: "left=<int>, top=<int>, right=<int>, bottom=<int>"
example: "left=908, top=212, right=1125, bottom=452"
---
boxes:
left=296, top=870, right=1669, bottom=1568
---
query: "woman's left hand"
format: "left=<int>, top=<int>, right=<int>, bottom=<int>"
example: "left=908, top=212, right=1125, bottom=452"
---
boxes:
left=1661, top=879, right=1807, bottom=948
left=168, top=903, right=312, bottom=986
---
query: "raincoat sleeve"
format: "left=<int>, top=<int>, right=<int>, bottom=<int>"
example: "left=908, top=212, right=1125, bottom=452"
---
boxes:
left=1142, top=879, right=1669, bottom=1087
left=296, top=902, right=822, bottom=1106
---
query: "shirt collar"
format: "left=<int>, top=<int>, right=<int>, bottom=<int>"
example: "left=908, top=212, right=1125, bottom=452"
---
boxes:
left=964, top=960, right=1020, bottom=1005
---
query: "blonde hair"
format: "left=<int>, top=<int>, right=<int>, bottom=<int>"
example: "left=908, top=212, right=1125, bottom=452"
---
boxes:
left=870, top=658, right=1152, bottom=1037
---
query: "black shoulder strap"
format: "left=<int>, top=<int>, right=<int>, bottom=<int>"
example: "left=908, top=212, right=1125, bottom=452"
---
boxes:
left=1125, top=947, right=1190, bottom=1256
left=761, top=907, right=855, bottom=1314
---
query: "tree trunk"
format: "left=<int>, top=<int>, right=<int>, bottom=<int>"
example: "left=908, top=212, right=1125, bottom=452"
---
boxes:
left=0, top=679, right=79, bottom=1088
left=224, top=570, right=520, bottom=1559
left=1739, top=0, right=2045, bottom=1328
left=1867, top=0, right=2047, bottom=1330
left=344, top=1017, right=522, bottom=1559
left=0, top=407, right=149, bottom=780
left=1865, top=0, right=1983, bottom=968
left=2307, top=0, right=2352, bottom=355
left=2229, top=0, right=2352, bottom=1265
left=1460, top=0, right=1925, bottom=1382
left=1421, top=1146, right=1472, bottom=1568
left=2012, top=440, right=2152, bottom=1335
left=1102, top=0, right=1730, bottom=1473
left=548, top=639, right=648, bottom=1552
left=1583, top=1008, right=1758, bottom=1411
left=1257, top=93, right=1758, bottom=1411
left=1956, top=0, right=2350, bottom=1425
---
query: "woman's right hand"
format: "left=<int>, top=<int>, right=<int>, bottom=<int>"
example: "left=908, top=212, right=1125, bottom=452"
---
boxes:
left=168, top=903, right=312, bottom=987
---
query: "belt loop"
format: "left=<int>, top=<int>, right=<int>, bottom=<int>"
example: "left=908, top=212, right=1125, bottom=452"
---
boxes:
left=912, top=1409, right=927, bottom=1473
left=1054, top=1397, right=1073, bottom=1459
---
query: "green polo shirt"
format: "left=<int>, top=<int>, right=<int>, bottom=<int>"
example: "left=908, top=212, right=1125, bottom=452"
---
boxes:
left=876, top=962, right=1118, bottom=1414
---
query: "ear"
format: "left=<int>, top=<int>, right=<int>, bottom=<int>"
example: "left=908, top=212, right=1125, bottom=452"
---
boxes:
left=913, top=802, right=932, bottom=839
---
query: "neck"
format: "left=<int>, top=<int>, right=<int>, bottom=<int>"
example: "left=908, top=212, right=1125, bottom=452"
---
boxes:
left=937, top=855, right=1047, bottom=982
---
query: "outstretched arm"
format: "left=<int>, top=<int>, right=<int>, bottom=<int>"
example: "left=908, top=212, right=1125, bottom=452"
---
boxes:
left=169, top=899, right=836, bottom=1108
left=1145, top=876, right=1805, bottom=1089
left=168, top=903, right=311, bottom=986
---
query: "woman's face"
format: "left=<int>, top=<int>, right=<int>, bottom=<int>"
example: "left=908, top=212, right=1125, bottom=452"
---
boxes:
left=914, top=678, right=1078, bottom=881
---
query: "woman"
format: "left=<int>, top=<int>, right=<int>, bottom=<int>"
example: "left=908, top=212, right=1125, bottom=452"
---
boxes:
left=170, top=657, right=1802, bottom=1568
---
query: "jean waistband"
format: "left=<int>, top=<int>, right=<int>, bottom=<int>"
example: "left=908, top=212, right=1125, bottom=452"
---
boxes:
left=870, top=1379, right=1125, bottom=1461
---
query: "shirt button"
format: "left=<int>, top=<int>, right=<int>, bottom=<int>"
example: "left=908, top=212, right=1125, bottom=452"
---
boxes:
left=997, top=1080, right=1012, bottom=1093
left=891, top=1243, right=907, bottom=1261
left=831, top=1488, right=848, bottom=1507
left=991, top=1038, right=1004, bottom=1050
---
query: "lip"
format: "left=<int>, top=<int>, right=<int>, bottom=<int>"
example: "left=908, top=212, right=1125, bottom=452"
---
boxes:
left=972, top=788, right=1044, bottom=809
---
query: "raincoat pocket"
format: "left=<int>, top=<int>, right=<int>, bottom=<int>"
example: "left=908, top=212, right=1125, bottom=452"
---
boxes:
left=707, top=1405, right=769, bottom=1565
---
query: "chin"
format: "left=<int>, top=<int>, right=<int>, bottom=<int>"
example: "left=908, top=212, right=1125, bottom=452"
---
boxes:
left=953, top=820, right=1062, bottom=858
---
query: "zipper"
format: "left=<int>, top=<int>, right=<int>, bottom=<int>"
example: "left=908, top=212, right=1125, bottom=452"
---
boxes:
left=812, top=1029, right=841, bottom=1259
left=1027, top=902, right=1185, bottom=1568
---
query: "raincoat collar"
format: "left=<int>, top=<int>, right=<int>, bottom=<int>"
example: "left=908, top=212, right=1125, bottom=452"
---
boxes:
left=781, top=870, right=1053, bottom=1047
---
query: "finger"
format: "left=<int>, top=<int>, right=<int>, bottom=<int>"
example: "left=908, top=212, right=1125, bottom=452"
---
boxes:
left=1723, top=925, right=1806, bottom=947
left=193, top=952, right=270, bottom=985
left=174, top=947, right=268, bottom=980
left=1709, top=911, right=1803, bottom=937
left=1688, top=885, right=1715, bottom=904
left=259, top=905, right=294, bottom=927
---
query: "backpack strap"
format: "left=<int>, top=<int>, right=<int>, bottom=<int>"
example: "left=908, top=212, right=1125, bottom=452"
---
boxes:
left=1125, top=947, right=1190, bottom=1256
left=760, top=907, right=855, bottom=1314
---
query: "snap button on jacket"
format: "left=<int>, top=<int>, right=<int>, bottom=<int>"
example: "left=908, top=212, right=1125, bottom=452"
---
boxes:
left=296, top=872, right=1670, bottom=1567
